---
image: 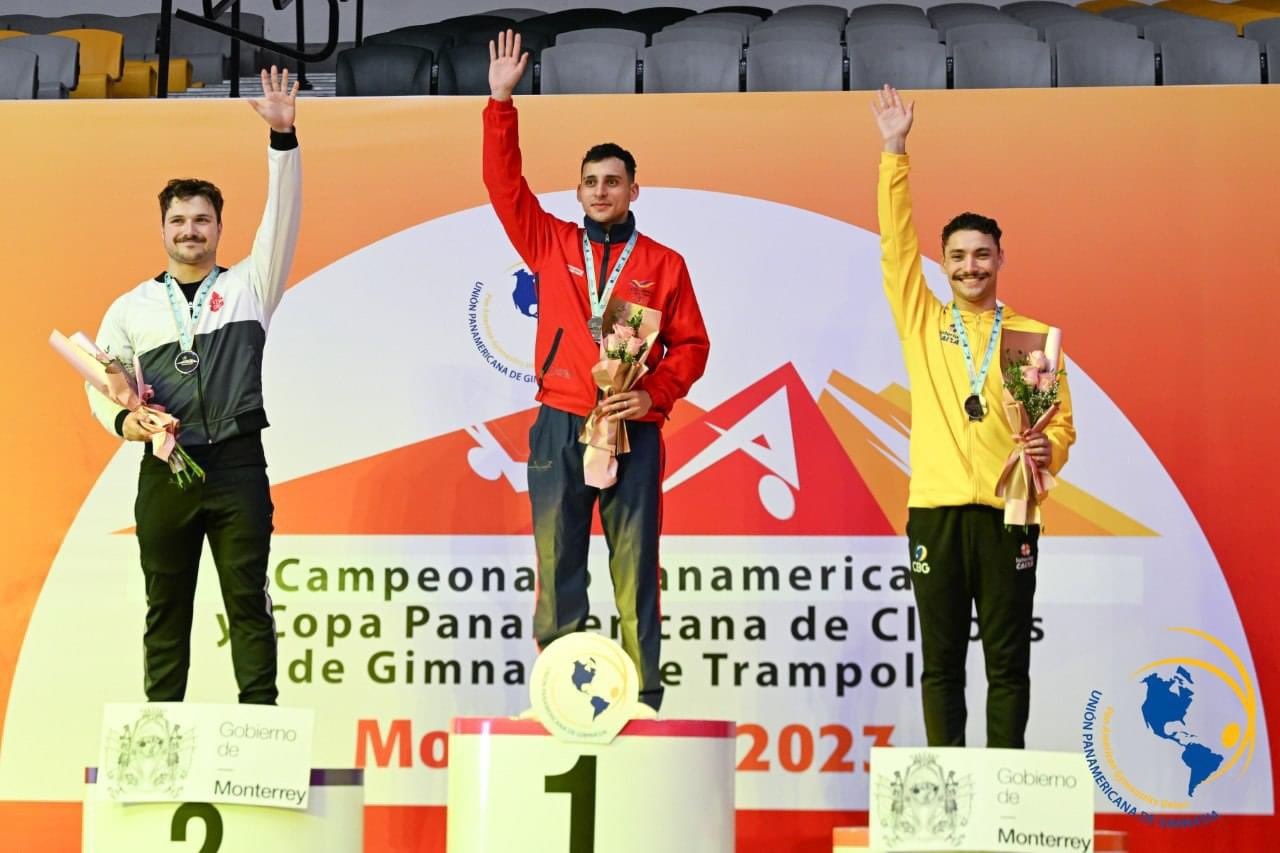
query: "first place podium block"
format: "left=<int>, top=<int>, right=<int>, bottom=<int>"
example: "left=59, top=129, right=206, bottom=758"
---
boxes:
left=447, top=717, right=736, bottom=853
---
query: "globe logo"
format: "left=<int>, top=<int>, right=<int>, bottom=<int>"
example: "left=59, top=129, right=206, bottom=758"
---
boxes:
left=529, top=633, right=639, bottom=745
left=465, top=261, right=538, bottom=385
left=1082, top=627, right=1258, bottom=825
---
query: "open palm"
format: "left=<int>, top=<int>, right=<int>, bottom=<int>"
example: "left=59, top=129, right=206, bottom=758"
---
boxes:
left=871, top=84, right=914, bottom=143
left=489, top=29, right=529, bottom=101
left=248, top=65, right=299, bottom=132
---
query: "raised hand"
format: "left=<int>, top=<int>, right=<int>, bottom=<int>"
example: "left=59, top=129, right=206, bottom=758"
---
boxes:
left=870, top=84, right=914, bottom=155
left=248, top=65, right=300, bottom=133
left=489, top=29, right=529, bottom=102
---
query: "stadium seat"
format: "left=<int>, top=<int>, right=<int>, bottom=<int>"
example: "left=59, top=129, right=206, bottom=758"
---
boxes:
left=5, top=34, right=78, bottom=98
left=335, top=44, right=432, bottom=96
left=642, top=40, right=741, bottom=92
left=848, top=4, right=931, bottom=27
left=0, top=44, right=37, bottom=99
left=556, top=27, right=648, bottom=49
left=622, top=7, right=698, bottom=35
left=1042, top=19, right=1140, bottom=45
left=1159, top=35, right=1263, bottom=84
left=1143, top=17, right=1239, bottom=42
left=438, top=43, right=531, bottom=95
left=52, top=28, right=124, bottom=98
left=952, top=37, right=1052, bottom=87
left=769, top=5, right=850, bottom=29
left=365, top=27, right=455, bottom=56
left=0, top=15, right=82, bottom=35
left=845, top=24, right=942, bottom=45
left=540, top=42, right=638, bottom=93
left=750, top=23, right=843, bottom=45
left=1055, top=34, right=1155, bottom=85
left=652, top=25, right=746, bottom=56
left=848, top=39, right=948, bottom=89
left=746, top=40, right=844, bottom=91
left=946, top=21, right=1039, bottom=54
left=484, top=8, right=547, bottom=22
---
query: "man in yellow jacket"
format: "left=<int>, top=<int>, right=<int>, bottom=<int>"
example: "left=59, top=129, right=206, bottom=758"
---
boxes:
left=871, top=85, right=1076, bottom=749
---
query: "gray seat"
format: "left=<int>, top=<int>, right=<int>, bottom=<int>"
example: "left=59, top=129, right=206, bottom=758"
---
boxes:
left=1268, top=41, right=1279, bottom=84
left=746, top=40, right=844, bottom=91
left=1000, top=1, right=1074, bottom=13
left=849, top=4, right=930, bottom=26
left=1006, top=7, right=1095, bottom=36
left=769, top=5, right=850, bottom=29
left=946, top=22, right=1038, bottom=54
left=336, top=45, right=432, bottom=96
left=845, top=23, right=941, bottom=45
left=556, top=27, right=647, bottom=49
left=438, top=43, right=531, bottom=95
left=642, top=40, right=740, bottom=92
left=164, top=15, right=230, bottom=83
left=1100, top=7, right=1184, bottom=28
left=0, top=44, right=38, bottom=99
left=1055, top=35, right=1154, bottom=86
left=671, top=13, right=757, bottom=41
left=366, top=26, right=454, bottom=55
left=952, top=37, right=1051, bottom=88
left=78, top=13, right=158, bottom=59
left=540, top=42, right=638, bottom=93
left=653, top=25, right=745, bottom=55
left=4, top=34, right=78, bottom=98
left=0, top=15, right=82, bottom=35
left=751, top=23, right=843, bottom=45
left=1243, top=18, right=1280, bottom=45
left=1143, top=18, right=1237, bottom=44
left=933, top=12, right=1024, bottom=37
left=848, top=40, right=947, bottom=90
left=483, top=8, right=547, bottom=22
left=1159, top=36, right=1263, bottom=85
left=1043, top=19, right=1139, bottom=46
left=928, top=4, right=1014, bottom=28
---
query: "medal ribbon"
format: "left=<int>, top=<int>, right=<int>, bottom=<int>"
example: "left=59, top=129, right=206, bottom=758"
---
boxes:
left=951, top=302, right=1003, bottom=400
left=582, top=229, right=639, bottom=328
left=163, top=268, right=220, bottom=353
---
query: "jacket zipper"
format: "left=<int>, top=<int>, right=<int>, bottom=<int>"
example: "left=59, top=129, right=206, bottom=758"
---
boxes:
left=598, top=229, right=612, bottom=299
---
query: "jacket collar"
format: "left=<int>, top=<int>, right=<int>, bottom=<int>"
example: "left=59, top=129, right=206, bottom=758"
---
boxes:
left=582, top=211, right=636, bottom=244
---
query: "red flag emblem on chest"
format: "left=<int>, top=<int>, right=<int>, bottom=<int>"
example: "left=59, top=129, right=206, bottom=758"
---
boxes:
left=209, top=292, right=224, bottom=312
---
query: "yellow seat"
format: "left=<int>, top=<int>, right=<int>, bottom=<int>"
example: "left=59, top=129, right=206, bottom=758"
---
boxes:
left=0, top=30, right=28, bottom=41
left=112, top=60, right=158, bottom=98
left=142, top=57, right=194, bottom=93
left=1160, top=0, right=1280, bottom=33
left=50, top=28, right=123, bottom=99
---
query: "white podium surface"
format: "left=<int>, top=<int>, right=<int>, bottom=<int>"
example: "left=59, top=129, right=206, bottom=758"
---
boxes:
left=82, top=768, right=363, bottom=853
left=447, top=717, right=736, bottom=853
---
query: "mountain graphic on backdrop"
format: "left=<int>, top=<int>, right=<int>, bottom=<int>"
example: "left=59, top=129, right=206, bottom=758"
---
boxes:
left=267, top=362, right=1153, bottom=537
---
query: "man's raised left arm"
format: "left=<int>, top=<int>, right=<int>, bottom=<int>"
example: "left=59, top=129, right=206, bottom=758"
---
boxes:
left=243, top=65, right=302, bottom=319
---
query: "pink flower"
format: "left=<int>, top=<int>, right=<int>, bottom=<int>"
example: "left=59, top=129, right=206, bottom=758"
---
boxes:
left=1020, top=365, right=1041, bottom=387
left=1036, top=372, right=1056, bottom=393
left=1028, top=350, right=1049, bottom=372
left=613, top=323, right=635, bottom=341
left=625, top=336, right=643, bottom=356
left=604, top=333, right=620, bottom=352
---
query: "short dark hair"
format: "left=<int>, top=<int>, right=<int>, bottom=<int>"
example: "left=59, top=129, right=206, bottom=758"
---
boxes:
left=942, top=212, right=1002, bottom=251
left=581, top=143, right=636, bottom=181
left=159, top=178, right=224, bottom=222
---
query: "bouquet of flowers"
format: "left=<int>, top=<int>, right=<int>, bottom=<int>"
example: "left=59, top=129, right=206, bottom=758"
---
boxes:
left=50, top=330, right=205, bottom=488
left=995, top=328, right=1062, bottom=526
left=579, top=300, right=662, bottom=489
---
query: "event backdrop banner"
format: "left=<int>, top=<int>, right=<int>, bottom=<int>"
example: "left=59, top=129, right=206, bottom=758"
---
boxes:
left=0, top=88, right=1277, bottom=849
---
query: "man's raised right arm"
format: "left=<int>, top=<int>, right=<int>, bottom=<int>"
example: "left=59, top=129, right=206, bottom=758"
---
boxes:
left=872, top=84, right=935, bottom=337
left=483, top=30, right=555, bottom=265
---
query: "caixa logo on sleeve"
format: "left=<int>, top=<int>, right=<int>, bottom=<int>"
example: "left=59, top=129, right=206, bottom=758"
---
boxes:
left=466, top=263, right=538, bottom=384
left=1080, top=627, right=1259, bottom=828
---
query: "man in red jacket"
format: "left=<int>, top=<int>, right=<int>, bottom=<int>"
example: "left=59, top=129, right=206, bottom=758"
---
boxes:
left=485, top=30, right=710, bottom=714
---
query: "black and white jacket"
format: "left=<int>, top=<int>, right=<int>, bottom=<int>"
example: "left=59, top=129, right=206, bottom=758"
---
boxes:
left=90, top=133, right=301, bottom=452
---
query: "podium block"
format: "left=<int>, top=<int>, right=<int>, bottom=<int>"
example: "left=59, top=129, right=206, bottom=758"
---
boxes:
left=82, top=768, right=363, bottom=852
left=447, top=717, right=735, bottom=853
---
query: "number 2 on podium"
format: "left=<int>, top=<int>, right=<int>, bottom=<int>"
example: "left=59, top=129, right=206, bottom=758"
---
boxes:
left=545, top=755, right=597, bottom=853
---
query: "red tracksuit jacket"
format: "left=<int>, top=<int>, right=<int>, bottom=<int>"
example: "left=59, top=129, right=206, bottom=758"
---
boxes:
left=482, top=98, right=710, bottom=423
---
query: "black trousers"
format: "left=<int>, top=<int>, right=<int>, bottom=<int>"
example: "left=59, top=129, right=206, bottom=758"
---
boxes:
left=528, top=405, right=665, bottom=710
left=135, top=461, right=277, bottom=704
left=906, top=505, right=1039, bottom=748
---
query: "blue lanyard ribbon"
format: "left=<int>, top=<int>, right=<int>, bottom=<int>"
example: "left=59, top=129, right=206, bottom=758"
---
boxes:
left=163, top=268, right=220, bottom=352
left=951, top=303, right=1003, bottom=398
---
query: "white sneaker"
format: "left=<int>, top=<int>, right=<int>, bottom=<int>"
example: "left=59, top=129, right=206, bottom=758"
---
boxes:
left=630, top=703, right=659, bottom=721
